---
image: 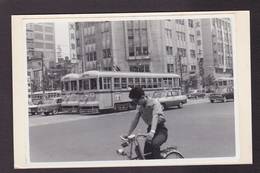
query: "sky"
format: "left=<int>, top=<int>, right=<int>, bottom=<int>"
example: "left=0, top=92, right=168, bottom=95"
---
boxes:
left=54, top=22, right=70, bottom=59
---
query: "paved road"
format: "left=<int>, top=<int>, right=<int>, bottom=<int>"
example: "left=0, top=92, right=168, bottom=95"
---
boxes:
left=29, top=99, right=235, bottom=162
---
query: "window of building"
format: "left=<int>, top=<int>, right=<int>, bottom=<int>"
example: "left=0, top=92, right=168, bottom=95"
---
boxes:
left=45, top=43, right=54, bottom=49
left=34, top=25, right=43, bottom=32
left=176, top=31, right=186, bottom=41
left=188, top=19, right=194, bottom=28
left=197, top=40, right=201, bottom=46
left=45, top=34, right=53, bottom=41
left=189, top=34, right=195, bottom=42
left=34, top=42, right=44, bottom=48
left=45, top=26, right=53, bottom=33
left=166, top=46, right=173, bottom=55
left=190, top=50, right=196, bottom=58
left=196, top=30, right=201, bottom=36
left=177, top=48, right=187, bottom=57
left=165, top=28, right=172, bottom=39
left=182, top=65, right=188, bottom=73
left=129, top=64, right=150, bottom=72
left=175, top=19, right=185, bottom=25
left=191, top=65, right=196, bottom=71
left=167, top=64, right=174, bottom=73
left=34, top=33, right=43, bottom=40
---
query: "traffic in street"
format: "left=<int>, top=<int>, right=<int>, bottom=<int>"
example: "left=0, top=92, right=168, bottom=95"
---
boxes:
left=29, top=99, right=235, bottom=162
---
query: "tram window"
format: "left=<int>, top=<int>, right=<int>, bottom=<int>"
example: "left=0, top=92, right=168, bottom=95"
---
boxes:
left=61, top=82, right=64, bottom=91
left=158, top=78, right=162, bottom=88
left=163, top=78, right=168, bottom=87
left=90, top=78, right=97, bottom=90
left=114, top=78, right=120, bottom=89
left=135, top=78, right=140, bottom=87
left=65, top=81, right=69, bottom=91
left=79, top=80, right=83, bottom=91
left=71, top=81, right=77, bottom=91
left=128, top=78, right=134, bottom=88
left=141, top=78, right=146, bottom=88
left=147, top=78, right=152, bottom=88
left=99, top=78, right=103, bottom=89
left=153, top=78, right=158, bottom=88
left=103, top=77, right=111, bottom=89
left=83, top=79, right=90, bottom=90
left=168, top=78, right=173, bottom=88
left=121, top=78, right=127, bottom=89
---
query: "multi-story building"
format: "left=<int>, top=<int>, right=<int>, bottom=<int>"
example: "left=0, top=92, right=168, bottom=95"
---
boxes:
left=200, top=18, right=233, bottom=81
left=26, top=23, right=56, bottom=91
left=75, top=20, right=203, bottom=91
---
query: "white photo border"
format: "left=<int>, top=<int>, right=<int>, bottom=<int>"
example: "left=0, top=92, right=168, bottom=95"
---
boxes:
left=12, top=11, right=252, bottom=168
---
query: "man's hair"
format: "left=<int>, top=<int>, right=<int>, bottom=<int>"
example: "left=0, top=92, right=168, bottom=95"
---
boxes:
left=129, top=87, right=145, bottom=99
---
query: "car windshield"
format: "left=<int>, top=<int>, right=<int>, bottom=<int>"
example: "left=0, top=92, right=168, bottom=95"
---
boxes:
left=153, top=92, right=161, bottom=98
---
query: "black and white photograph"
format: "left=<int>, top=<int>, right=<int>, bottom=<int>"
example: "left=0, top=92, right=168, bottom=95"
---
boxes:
left=12, top=11, right=251, bottom=168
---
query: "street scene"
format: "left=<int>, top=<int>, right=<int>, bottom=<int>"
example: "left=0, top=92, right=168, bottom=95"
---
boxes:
left=26, top=17, right=235, bottom=162
left=29, top=99, right=235, bottom=162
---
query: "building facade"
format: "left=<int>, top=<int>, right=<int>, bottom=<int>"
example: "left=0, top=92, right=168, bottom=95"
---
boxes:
left=200, top=18, right=233, bottom=83
left=26, top=23, right=56, bottom=91
left=75, top=20, right=205, bottom=91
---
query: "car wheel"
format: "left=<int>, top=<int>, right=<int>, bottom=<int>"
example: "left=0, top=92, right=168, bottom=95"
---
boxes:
left=53, top=109, right=58, bottom=115
left=210, top=100, right=214, bottom=103
left=178, top=102, right=183, bottom=108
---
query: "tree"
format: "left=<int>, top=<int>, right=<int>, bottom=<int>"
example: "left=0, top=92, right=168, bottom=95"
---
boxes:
left=203, top=74, right=215, bottom=91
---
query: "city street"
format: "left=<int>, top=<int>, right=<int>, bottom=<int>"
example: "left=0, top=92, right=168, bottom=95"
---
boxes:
left=29, top=99, right=235, bottom=162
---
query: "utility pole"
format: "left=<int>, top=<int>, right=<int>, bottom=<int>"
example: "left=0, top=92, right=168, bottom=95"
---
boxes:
left=178, top=53, right=183, bottom=91
left=41, top=52, right=45, bottom=102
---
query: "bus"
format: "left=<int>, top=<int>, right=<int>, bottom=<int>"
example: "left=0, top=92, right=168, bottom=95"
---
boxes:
left=31, top=90, right=61, bottom=104
left=61, top=71, right=181, bottom=114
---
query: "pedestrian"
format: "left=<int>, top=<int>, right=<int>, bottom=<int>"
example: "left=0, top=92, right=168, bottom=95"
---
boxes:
left=126, top=87, right=168, bottom=159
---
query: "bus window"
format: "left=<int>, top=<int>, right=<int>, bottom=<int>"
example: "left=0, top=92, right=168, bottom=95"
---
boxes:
left=103, top=77, right=111, bottom=89
left=79, top=80, right=83, bottom=91
left=128, top=78, right=134, bottom=88
left=90, top=78, right=97, bottom=90
left=147, top=78, right=152, bottom=88
left=153, top=78, right=158, bottom=88
left=83, top=79, right=89, bottom=90
left=65, top=81, right=69, bottom=91
left=121, top=78, right=127, bottom=89
left=71, top=80, right=77, bottom=91
left=141, top=78, right=146, bottom=88
left=135, top=78, right=140, bottom=87
left=114, top=78, right=120, bottom=89
left=99, top=78, right=103, bottom=89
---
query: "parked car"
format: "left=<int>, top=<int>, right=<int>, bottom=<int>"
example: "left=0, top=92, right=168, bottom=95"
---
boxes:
left=28, top=101, right=39, bottom=115
left=209, top=87, right=234, bottom=103
left=152, top=90, right=187, bottom=110
left=187, top=89, right=206, bottom=99
left=38, top=97, right=62, bottom=115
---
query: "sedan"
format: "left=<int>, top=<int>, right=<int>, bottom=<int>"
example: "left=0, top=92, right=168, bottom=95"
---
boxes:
left=38, top=97, right=62, bottom=115
left=152, top=90, right=187, bottom=110
left=209, top=87, right=234, bottom=103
